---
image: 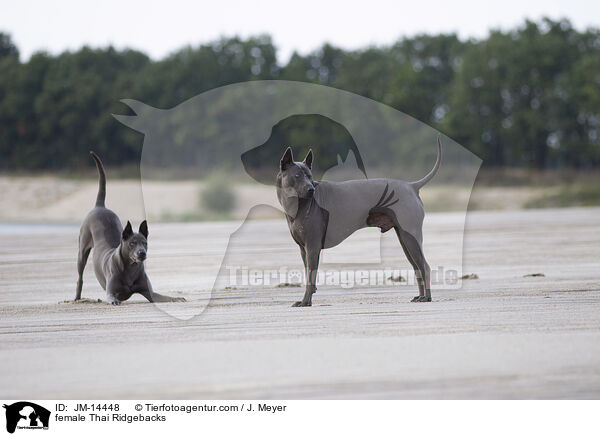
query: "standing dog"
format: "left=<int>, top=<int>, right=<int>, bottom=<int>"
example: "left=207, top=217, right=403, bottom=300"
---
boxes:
left=277, top=136, right=442, bottom=306
left=75, top=152, right=185, bottom=305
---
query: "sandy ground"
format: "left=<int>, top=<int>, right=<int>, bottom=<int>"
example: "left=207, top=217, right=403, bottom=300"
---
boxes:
left=0, top=207, right=599, bottom=399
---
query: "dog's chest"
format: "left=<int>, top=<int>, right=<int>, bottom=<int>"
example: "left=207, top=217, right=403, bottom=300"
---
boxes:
left=288, top=218, right=308, bottom=244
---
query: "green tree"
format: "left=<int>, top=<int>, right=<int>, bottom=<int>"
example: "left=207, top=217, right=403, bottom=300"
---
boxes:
left=0, top=20, right=599, bottom=170
left=0, top=32, right=18, bottom=60
left=445, top=18, right=594, bottom=168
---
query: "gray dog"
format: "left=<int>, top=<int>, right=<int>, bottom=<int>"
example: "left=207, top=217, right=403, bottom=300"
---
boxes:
left=75, top=152, right=185, bottom=305
left=277, top=137, right=442, bottom=306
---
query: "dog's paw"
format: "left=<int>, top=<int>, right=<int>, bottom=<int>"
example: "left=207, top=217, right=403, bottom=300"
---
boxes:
left=410, top=296, right=431, bottom=302
left=171, top=297, right=186, bottom=302
left=292, top=301, right=312, bottom=307
left=110, top=300, right=121, bottom=306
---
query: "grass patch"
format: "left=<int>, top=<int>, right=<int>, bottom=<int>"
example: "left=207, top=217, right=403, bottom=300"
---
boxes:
left=524, top=184, right=600, bottom=208
left=199, top=171, right=237, bottom=219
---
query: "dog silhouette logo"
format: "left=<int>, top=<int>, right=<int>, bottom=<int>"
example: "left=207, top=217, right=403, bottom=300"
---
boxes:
left=3, top=402, right=50, bottom=433
left=240, top=113, right=368, bottom=185
left=113, top=80, right=482, bottom=318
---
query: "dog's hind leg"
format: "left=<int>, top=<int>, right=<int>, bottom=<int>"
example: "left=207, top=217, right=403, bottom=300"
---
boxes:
left=75, top=230, right=92, bottom=300
left=395, top=227, right=431, bottom=302
left=396, top=231, right=424, bottom=301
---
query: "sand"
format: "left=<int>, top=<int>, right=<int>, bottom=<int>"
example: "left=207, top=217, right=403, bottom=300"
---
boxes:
left=0, top=207, right=599, bottom=399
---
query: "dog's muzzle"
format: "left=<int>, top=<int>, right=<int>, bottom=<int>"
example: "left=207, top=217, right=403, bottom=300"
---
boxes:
left=300, top=185, right=315, bottom=199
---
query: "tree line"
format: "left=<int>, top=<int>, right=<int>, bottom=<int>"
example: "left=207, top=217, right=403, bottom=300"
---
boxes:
left=0, top=17, right=598, bottom=171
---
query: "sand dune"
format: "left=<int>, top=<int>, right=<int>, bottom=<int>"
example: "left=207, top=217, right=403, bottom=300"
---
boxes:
left=0, top=176, right=554, bottom=224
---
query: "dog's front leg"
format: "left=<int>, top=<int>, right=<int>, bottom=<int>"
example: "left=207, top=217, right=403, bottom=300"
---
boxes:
left=74, top=233, right=92, bottom=300
left=136, top=273, right=186, bottom=303
left=106, top=277, right=126, bottom=305
left=299, top=245, right=307, bottom=268
left=293, top=246, right=320, bottom=307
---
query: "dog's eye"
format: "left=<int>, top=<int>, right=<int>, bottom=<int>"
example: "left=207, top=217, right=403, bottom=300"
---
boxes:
left=295, top=174, right=300, bottom=178
left=129, top=242, right=135, bottom=247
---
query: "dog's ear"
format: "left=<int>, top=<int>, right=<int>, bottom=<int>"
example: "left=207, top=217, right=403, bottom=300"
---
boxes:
left=303, top=148, right=313, bottom=169
left=122, top=221, right=134, bottom=240
left=139, top=220, right=149, bottom=238
left=280, top=147, right=294, bottom=171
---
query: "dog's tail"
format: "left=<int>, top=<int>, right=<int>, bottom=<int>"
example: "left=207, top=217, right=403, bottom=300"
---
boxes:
left=410, top=135, right=442, bottom=191
left=89, top=151, right=106, bottom=207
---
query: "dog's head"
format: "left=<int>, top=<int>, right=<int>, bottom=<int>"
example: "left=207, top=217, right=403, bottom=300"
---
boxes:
left=120, top=220, right=149, bottom=264
left=277, top=147, right=316, bottom=199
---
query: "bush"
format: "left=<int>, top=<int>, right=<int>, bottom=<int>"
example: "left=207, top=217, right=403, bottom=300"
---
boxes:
left=200, top=172, right=236, bottom=215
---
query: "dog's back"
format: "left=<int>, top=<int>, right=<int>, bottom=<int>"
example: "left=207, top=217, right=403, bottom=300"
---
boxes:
left=81, top=207, right=122, bottom=252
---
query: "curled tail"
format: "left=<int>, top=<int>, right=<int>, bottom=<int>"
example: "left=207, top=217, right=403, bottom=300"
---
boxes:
left=411, top=135, right=442, bottom=191
left=89, top=151, right=106, bottom=207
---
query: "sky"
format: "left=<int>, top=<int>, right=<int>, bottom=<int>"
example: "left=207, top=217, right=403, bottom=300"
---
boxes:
left=1, top=0, right=598, bottom=62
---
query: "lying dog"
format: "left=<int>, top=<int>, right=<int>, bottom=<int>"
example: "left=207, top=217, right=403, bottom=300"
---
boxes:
left=277, top=136, right=442, bottom=306
left=75, top=152, right=185, bottom=305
